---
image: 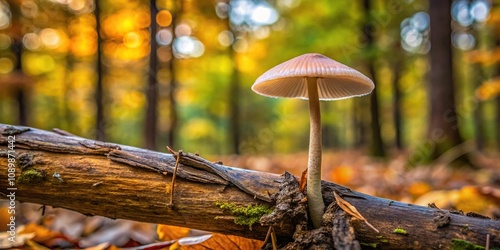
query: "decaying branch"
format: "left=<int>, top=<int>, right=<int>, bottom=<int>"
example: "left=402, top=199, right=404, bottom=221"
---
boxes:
left=0, top=124, right=499, bottom=249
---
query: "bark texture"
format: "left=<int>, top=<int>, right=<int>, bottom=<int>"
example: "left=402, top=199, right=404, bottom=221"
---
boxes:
left=0, top=124, right=498, bottom=249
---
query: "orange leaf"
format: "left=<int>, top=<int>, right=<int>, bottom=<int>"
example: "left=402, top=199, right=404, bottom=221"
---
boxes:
left=157, top=224, right=190, bottom=241
left=179, top=233, right=262, bottom=250
left=299, top=169, right=307, bottom=192
left=333, top=191, right=379, bottom=233
left=330, top=165, right=354, bottom=185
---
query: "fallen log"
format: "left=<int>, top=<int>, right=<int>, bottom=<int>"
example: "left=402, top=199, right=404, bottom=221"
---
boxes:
left=0, top=124, right=498, bottom=249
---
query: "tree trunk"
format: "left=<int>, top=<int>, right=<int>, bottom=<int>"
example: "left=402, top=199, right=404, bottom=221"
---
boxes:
left=427, top=0, right=467, bottom=162
left=229, top=49, right=241, bottom=155
left=0, top=124, right=498, bottom=249
left=392, top=57, right=403, bottom=150
left=94, top=0, right=105, bottom=141
left=363, top=0, right=385, bottom=157
left=144, top=0, right=159, bottom=150
left=495, top=37, right=500, bottom=151
left=166, top=5, right=179, bottom=149
left=496, top=95, right=500, bottom=150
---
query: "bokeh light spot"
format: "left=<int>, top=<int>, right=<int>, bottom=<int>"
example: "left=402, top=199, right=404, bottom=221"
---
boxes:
left=0, top=33, right=11, bottom=49
left=215, top=2, right=229, bottom=19
left=156, top=29, right=173, bottom=46
left=470, top=0, right=490, bottom=22
left=250, top=3, right=278, bottom=26
left=174, top=23, right=192, bottom=37
left=21, top=0, right=38, bottom=18
left=0, top=1, right=11, bottom=29
left=453, top=32, right=475, bottom=51
left=218, top=30, right=234, bottom=47
left=0, top=57, right=14, bottom=74
left=23, top=33, right=42, bottom=50
left=157, top=10, right=173, bottom=27
left=232, top=37, right=248, bottom=53
left=123, top=32, right=142, bottom=48
left=173, top=36, right=204, bottom=58
left=40, top=28, right=62, bottom=49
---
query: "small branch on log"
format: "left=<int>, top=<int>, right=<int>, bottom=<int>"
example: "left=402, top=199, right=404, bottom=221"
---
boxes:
left=0, top=124, right=499, bottom=249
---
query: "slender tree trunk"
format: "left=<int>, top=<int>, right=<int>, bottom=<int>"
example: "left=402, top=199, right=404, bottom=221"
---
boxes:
left=352, top=100, right=367, bottom=148
left=363, top=0, right=385, bottom=157
left=468, top=27, right=484, bottom=151
left=496, top=96, right=500, bottom=150
left=163, top=3, right=182, bottom=148
left=427, top=0, right=467, bottom=163
left=11, top=25, right=27, bottom=126
left=228, top=47, right=241, bottom=154
left=94, top=0, right=105, bottom=141
left=167, top=19, right=177, bottom=148
left=472, top=66, right=485, bottom=152
left=144, top=0, right=159, bottom=150
left=392, top=57, right=403, bottom=150
left=496, top=38, right=500, bottom=151
left=226, top=6, right=241, bottom=155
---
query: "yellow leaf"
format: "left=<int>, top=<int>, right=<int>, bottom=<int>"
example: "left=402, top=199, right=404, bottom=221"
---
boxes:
left=408, top=181, right=432, bottom=198
left=476, top=77, right=500, bottom=100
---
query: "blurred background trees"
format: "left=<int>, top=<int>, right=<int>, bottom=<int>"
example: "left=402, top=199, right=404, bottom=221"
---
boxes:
left=0, top=0, right=499, bottom=164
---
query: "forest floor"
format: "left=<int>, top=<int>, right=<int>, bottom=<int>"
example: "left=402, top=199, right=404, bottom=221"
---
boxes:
left=1, top=149, right=499, bottom=249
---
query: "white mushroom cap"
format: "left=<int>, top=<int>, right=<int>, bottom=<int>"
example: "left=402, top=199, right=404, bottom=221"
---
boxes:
left=252, top=53, right=375, bottom=100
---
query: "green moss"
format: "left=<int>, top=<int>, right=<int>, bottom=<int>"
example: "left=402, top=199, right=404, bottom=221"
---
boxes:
left=19, top=169, right=46, bottom=184
left=215, top=201, right=272, bottom=230
left=451, top=239, right=485, bottom=250
left=360, top=242, right=378, bottom=248
left=376, top=236, right=389, bottom=243
left=392, top=228, right=408, bottom=235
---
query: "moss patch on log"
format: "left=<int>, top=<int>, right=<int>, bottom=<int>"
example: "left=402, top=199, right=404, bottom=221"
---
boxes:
left=19, top=169, right=46, bottom=184
left=392, top=228, right=408, bottom=235
left=451, top=239, right=486, bottom=250
left=216, top=201, right=272, bottom=229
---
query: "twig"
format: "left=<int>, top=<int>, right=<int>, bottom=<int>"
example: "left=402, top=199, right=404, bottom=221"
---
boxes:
left=262, top=226, right=277, bottom=250
left=486, top=234, right=490, bottom=250
left=167, top=146, right=182, bottom=207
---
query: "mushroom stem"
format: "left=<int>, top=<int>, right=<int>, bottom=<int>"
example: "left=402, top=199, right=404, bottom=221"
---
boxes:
left=306, top=77, right=325, bottom=228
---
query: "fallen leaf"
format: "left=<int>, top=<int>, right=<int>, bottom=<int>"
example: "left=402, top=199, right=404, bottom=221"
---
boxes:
left=179, top=233, right=262, bottom=250
left=408, top=181, right=432, bottom=198
left=157, top=224, right=191, bottom=241
left=22, top=223, right=73, bottom=246
left=333, top=191, right=379, bottom=233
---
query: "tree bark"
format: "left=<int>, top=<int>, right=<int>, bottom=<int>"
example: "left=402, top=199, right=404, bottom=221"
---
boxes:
left=363, top=0, right=385, bottom=157
left=0, top=124, right=498, bottom=249
left=94, top=0, right=106, bottom=141
left=427, top=0, right=468, bottom=163
left=144, top=0, right=159, bottom=150
left=392, top=55, right=403, bottom=150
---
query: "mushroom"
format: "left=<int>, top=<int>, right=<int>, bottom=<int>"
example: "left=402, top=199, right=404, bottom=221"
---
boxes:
left=251, top=53, right=374, bottom=228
